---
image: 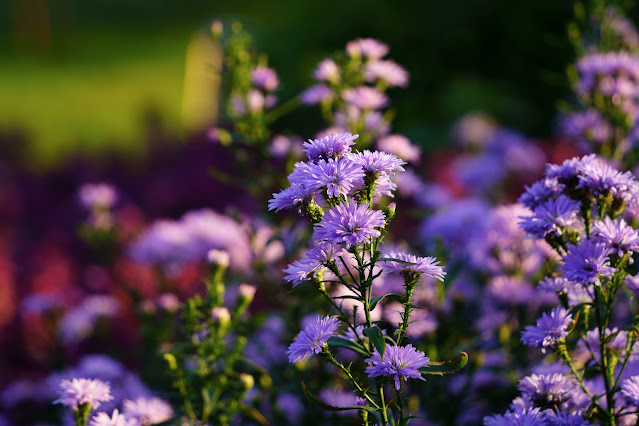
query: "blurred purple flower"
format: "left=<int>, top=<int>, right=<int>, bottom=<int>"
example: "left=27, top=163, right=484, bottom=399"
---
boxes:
left=78, top=183, right=118, bottom=209
left=251, top=66, right=279, bottom=92
left=376, top=134, right=421, bottom=164
left=123, top=397, right=174, bottom=424
left=345, top=38, right=389, bottom=59
left=341, top=86, right=388, bottom=110
left=54, top=378, right=113, bottom=411
left=364, top=60, right=409, bottom=87
left=299, top=84, right=334, bottom=105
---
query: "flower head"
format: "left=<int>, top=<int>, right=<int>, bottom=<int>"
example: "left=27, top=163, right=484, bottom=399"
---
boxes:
left=303, top=133, right=358, bottom=162
left=251, top=66, right=279, bottom=92
left=303, top=158, right=365, bottom=199
left=78, top=183, right=118, bottom=209
left=348, top=150, right=406, bottom=176
left=123, top=397, right=174, bottom=425
left=287, top=315, right=340, bottom=363
left=299, top=84, right=334, bottom=105
left=364, top=60, right=409, bottom=87
left=342, top=86, right=388, bottom=110
left=54, top=378, right=114, bottom=411
left=382, top=251, right=446, bottom=281
left=592, top=216, right=639, bottom=258
left=365, top=344, right=429, bottom=390
left=521, top=306, right=573, bottom=353
left=483, top=408, right=545, bottom=426
left=376, top=135, right=421, bottom=164
left=562, top=240, right=616, bottom=286
left=517, top=373, right=580, bottom=411
left=345, top=38, right=389, bottom=59
left=519, top=195, right=582, bottom=238
left=314, top=200, right=385, bottom=247
left=88, top=409, right=138, bottom=426
left=622, top=375, right=639, bottom=406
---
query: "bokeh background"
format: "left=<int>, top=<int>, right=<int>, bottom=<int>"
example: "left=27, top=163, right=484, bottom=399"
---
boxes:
left=1, top=0, right=599, bottom=170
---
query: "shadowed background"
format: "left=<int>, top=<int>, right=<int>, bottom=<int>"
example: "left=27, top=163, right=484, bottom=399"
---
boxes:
left=1, top=0, right=604, bottom=169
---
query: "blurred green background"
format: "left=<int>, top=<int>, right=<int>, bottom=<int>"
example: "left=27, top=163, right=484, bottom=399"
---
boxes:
left=1, top=0, right=609, bottom=169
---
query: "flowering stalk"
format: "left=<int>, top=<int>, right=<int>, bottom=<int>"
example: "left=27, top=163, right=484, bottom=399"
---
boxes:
left=271, top=132, right=465, bottom=424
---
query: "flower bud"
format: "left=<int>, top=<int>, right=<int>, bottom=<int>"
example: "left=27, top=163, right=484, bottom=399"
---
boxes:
left=207, top=249, right=230, bottom=269
left=239, top=373, right=254, bottom=390
left=211, top=307, right=231, bottom=327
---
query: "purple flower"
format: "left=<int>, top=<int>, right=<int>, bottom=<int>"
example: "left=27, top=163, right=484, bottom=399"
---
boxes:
left=303, top=158, right=365, bottom=199
left=561, top=110, right=613, bottom=149
left=365, top=344, right=429, bottom=390
left=251, top=66, right=279, bottom=92
left=78, top=183, right=118, bottom=209
left=364, top=60, right=409, bottom=87
left=518, top=178, right=565, bottom=210
left=348, top=150, right=406, bottom=176
left=545, top=154, right=599, bottom=182
left=314, top=200, right=385, bottom=247
left=627, top=274, right=639, bottom=294
left=287, top=315, right=340, bottom=363
left=483, top=407, right=545, bottom=426
left=313, top=59, right=341, bottom=83
left=452, top=112, right=497, bottom=148
left=542, top=411, right=590, bottom=426
left=382, top=251, right=445, bottom=281
left=517, top=373, right=580, bottom=411
left=54, top=378, right=114, bottom=411
left=577, top=159, right=639, bottom=205
left=123, top=397, right=174, bottom=424
left=283, top=242, right=342, bottom=287
left=88, top=409, right=137, bottom=426
left=538, top=276, right=575, bottom=294
left=345, top=38, right=389, bottom=59
left=299, top=84, right=334, bottom=105
left=519, top=195, right=582, bottom=238
left=592, top=216, right=639, bottom=258
left=268, top=183, right=315, bottom=212
left=521, top=306, right=572, bottom=353
left=303, top=132, right=358, bottom=162
left=562, top=240, right=616, bottom=286
left=622, top=375, right=639, bottom=406
left=376, top=134, right=421, bottom=164
left=342, top=86, right=388, bottom=110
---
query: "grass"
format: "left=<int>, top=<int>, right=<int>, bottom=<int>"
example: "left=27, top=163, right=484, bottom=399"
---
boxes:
left=0, top=27, right=198, bottom=168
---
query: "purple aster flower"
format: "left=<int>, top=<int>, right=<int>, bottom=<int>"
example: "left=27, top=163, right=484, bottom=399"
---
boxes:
left=54, top=378, right=114, bottom=411
left=376, top=134, right=421, bottom=164
left=251, top=66, right=279, bottom=92
left=518, top=178, right=565, bottom=210
left=542, top=411, right=589, bottom=426
left=578, top=159, right=639, bottom=205
left=314, top=200, right=385, bottom=247
left=518, top=373, right=580, bottom=411
left=561, top=110, right=614, bottom=150
left=345, top=38, right=389, bottom=59
left=577, top=52, right=639, bottom=98
left=348, top=150, right=406, bottom=176
left=545, top=154, right=599, bottom=182
left=364, top=60, right=409, bottom=87
left=89, top=409, right=137, bottom=426
left=299, top=84, right=334, bottom=105
left=303, top=132, right=358, bottom=162
left=365, top=344, right=429, bottom=390
left=78, top=183, right=118, bottom=209
left=519, top=195, right=582, bottom=239
left=622, top=375, right=639, bottom=406
left=593, top=216, right=639, bottom=258
left=287, top=315, right=340, bottom=363
left=486, top=276, right=535, bottom=306
left=521, top=306, right=573, bottom=353
left=313, top=59, right=341, bottom=83
left=268, top=184, right=314, bottom=212
left=483, top=407, right=545, bottom=426
left=319, top=389, right=365, bottom=414
left=302, top=157, right=365, bottom=199
left=538, top=276, right=575, bottom=294
left=123, top=397, right=174, bottom=424
left=562, top=240, right=616, bottom=286
left=382, top=251, right=445, bottom=281
left=276, top=393, right=304, bottom=424
left=283, top=242, right=342, bottom=287
left=342, top=86, right=388, bottom=110
left=452, top=153, right=506, bottom=194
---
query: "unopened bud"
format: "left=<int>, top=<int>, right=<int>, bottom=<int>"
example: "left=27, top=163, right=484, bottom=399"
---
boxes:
left=239, top=373, right=254, bottom=390
left=211, top=307, right=231, bottom=327
left=237, top=284, right=256, bottom=304
left=207, top=249, right=230, bottom=269
left=383, top=202, right=396, bottom=223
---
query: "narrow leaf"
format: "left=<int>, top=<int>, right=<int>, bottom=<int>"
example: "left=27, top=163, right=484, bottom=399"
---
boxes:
left=419, top=352, right=468, bottom=376
left=327, top=336, right=370, bottom=356
left=364, top=326, right=386, bottom=357
left=370, top=293, right=404, bottom=311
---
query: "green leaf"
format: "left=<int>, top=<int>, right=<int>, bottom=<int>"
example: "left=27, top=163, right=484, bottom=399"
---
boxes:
left=419, top=352, right=468, bottom=376
left=301, top=380, right=378, bottom=412
left=327, top=336, right=370, bottom=356
left=378, top=257, right=418, bottom=265
left=369, top=293, right=404, bottom=311
left=364, top=326, right=386, bottom=357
